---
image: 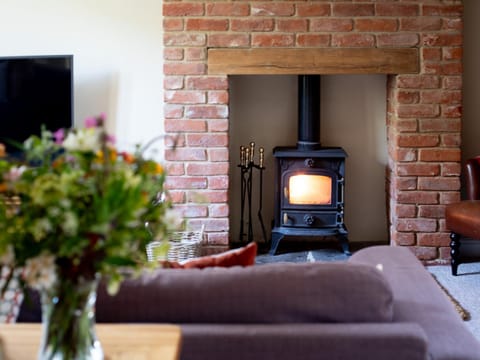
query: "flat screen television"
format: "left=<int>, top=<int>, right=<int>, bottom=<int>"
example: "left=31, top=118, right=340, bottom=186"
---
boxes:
left=0, top=55, right=73, bottom=155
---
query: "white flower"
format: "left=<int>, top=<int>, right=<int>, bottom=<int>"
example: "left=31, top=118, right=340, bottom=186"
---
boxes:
left=0, top=245, right=15, bottom=266
left=32, top=218, right=53, bottom=241
left=23, top=253, right=57, bottom=290
left=61, top=211, right=79, bottom=236
left=4, top=165, right=27, bottom=182
left=59, top=198, right=72, bottom=209
left=164, top=208, right=184, bottom=231
left=123, top=168, right=141, bottom=188
left=62, top=128, right=102, bottom=152
left=48, top=207, right=61, bottom=217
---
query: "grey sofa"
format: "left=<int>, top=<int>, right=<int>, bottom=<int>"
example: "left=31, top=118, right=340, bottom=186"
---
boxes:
left=18, top=245, right=480, bottom=360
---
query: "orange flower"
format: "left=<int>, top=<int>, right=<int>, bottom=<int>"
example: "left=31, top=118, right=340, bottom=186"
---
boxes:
left=95, top=150, right=104, bottom=162
left=141, top=161, right=163, bottom=175
left=108, top=149, right=118, bottom=162
left=96, top=148, right=117, bottom=163
left=52, top=158, right=64, bottom=168
left=120, top=152, right=135, bottom=164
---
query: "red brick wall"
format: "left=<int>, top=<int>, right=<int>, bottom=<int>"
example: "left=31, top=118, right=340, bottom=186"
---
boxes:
left=163, top=0, right=463, bottom=261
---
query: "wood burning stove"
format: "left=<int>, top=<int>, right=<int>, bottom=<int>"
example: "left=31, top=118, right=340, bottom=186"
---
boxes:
left=271, top=147, right=349, bottom=254
left=270, top=75, right=350, bottom=255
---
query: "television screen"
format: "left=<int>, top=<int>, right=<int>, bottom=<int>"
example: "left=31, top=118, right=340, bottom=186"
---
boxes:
left=0, top=55, right=73, bottom=154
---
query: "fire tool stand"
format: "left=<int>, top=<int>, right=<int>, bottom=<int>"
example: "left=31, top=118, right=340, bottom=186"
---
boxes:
left=238, top=142, right=267, bottom=244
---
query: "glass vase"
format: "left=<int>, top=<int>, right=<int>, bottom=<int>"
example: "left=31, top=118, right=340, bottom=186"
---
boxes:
left=39, top=275, right=103, bottom=360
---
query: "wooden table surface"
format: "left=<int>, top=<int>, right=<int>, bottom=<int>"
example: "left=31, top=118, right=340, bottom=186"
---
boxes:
left=0, top=323, right=181, bottom=360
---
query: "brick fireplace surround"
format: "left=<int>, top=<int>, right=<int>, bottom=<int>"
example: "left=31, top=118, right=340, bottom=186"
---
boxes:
left=163, top=0, right=463, bottom=263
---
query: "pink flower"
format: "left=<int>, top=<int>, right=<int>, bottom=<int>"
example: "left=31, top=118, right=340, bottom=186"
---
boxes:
left=53, top=129, right=65, bottom=144
left=106, top=134, right=116, bottom=145
left=5, top=166, right=27, bottom=182
left=85, top=113, right=107, bottom=128
left=84, top=117, right=98, bottom=128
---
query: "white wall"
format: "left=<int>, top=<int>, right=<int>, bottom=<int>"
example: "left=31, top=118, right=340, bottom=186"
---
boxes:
left=0, top=0, right=164, bottom=156
left=229, top=75, right=389, bottom=244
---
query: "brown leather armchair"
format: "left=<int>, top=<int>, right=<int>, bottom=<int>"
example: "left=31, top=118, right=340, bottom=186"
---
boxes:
left=445, top=156, right=480, bottom=275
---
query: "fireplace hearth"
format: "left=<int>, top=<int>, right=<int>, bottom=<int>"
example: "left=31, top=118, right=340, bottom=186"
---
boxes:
left=270, top=75, right=350, bottom=255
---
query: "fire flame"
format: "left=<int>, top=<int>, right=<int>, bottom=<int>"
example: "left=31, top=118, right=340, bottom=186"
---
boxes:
left=289, top=174, right=332, bottom=205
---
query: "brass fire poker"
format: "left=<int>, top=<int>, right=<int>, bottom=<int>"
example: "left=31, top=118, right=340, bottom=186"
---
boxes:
left=238, top=142, right=267, bottom=244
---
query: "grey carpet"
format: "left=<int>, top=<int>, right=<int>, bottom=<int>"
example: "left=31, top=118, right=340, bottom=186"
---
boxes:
left=427, top=262, right=480, bottom=341
left=257, top=249, right=480, bottom=341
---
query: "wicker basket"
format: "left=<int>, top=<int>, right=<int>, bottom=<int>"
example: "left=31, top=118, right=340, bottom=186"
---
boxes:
left=146, top=225, right=204, bottom=262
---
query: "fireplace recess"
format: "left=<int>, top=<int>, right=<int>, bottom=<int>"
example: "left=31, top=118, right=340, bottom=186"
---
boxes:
left=270, top=75, right=350, bottom=255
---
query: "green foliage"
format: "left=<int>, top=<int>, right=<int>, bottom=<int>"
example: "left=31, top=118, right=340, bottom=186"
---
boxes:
left=0, top=115, right=173, bottom=293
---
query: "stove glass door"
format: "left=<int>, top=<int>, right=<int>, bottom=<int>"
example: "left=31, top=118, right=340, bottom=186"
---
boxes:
left=288, top=174, right=332, bottom=205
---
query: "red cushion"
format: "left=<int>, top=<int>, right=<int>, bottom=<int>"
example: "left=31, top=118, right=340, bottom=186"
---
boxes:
left=162, top=242, right=257, bottom=269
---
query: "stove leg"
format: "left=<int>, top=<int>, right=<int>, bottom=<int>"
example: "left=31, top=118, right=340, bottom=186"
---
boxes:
left=339, top=235, right=351, bottom=256
left=270, top=232, right=284, bottom=255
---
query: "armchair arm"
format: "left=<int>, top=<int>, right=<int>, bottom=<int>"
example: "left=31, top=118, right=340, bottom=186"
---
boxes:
left=465, top=156, right=480, bottom=200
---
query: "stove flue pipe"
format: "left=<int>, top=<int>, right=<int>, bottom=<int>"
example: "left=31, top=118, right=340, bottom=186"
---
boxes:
left=297, top=75, right=321, bottom=150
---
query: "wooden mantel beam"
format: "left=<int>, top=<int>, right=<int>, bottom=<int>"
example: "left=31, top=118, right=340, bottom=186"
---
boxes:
left=207, top=48, right=419, bottom=75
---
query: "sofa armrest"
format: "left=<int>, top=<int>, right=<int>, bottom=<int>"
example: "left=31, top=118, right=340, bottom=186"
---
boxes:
left=179, top=323, right=428, bottom=360
left=349, top=245, right=480, bottom=360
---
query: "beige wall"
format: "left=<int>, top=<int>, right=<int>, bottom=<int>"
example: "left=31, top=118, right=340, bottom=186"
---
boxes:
left=229, top=75, right=389, bottom=244
left=462, top=0, right=480, bottom=166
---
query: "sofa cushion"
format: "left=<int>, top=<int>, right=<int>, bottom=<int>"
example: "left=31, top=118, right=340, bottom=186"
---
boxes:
left=96, top=261, right=394, bottom=324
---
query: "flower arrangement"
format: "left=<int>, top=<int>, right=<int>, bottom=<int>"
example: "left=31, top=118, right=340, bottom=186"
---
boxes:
left=0, top=114, right=179, bottom=357
left=0, top=114, right=175, bottom=294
